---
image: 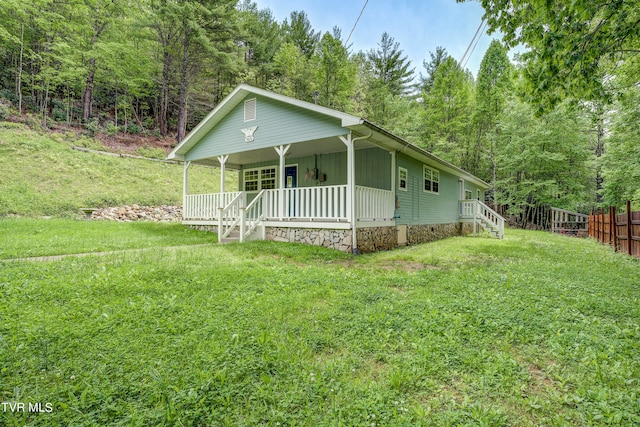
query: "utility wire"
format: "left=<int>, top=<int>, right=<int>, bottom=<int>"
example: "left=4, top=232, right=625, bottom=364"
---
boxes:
left=462, top=19, right=487, bottom=69
left=459, top=18, right=485, bottom=67
left=345, top=0, right=369, bottom=45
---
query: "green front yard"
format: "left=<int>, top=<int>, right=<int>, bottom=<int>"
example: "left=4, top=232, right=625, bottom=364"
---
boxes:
left=0, top=223, right=638, bottom=426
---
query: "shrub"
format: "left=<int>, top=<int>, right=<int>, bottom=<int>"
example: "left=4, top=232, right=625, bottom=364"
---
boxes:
left=126, top=123, right=142, bottom=135
left=0, top=98, right=12, bottom=121
left=104, top=121, right=118, bottom=136
left=52, top=108, right=67, bottom=122
left=85, top=117, right=100, bottom=136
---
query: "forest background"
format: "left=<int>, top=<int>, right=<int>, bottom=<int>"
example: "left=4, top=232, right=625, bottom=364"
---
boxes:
left=0, top=0, right=638, bottom=220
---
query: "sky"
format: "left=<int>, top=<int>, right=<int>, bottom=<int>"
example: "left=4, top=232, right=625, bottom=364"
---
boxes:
left=254, top=0, right=503, bottom=80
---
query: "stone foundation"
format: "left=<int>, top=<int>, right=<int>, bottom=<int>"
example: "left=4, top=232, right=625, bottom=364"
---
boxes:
left=189, top=225, right=218, bottom=233
left=406, top=222, right=471, bottom=245
left=190, top=222, right=474, bottom=253
left=265, top=227, right=353, bottom=252
left=356, top=226, right=398, bottom=253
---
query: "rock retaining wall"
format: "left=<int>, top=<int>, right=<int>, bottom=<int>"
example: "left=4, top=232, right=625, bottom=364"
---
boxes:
left=90, top=205, right=182, bottom=222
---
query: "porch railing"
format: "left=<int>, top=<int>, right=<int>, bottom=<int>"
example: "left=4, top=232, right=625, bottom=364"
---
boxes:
left=263, top=185, right=348, bottom=221
left=184, top=192, right=241, bottom=220
left=355, top=186, right=394, bottom=221
left=185, top=185, right=395, bottom=225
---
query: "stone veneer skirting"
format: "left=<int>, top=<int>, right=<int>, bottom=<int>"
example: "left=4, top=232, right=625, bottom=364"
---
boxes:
left=191, top=222, right=474, bottom=253
left=265, top=227, right=353, bottom=252
left=406, top=222, right=474, bottom=245
left=356, top=226, right=398, bottom=253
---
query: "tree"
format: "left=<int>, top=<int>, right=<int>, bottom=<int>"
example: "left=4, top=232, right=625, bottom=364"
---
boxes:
left=78, top=0, right=127, bottom=121
left=282, top=10, right=319, bottom=59
left=272, top=42, right=313, bottom=101
left=313, top=28, right=355, bottom=110
left=419, top=46, right=448, bottom=93
left=600, top=86, right=640, bottom=208
left=237, top=2, right=282, bottom=88
left=359, top=32, right=415, bottom=125
left=467, top=0, right=640, bottom=111
left=496, top=99, right=594, bottom=223
left=474, top=40, right=513, bottom=192
left=149, top=0, right=240, bottom=141
left=367, top=32, right=414, bottom=97
left=422, top=56, right=474, bottom=167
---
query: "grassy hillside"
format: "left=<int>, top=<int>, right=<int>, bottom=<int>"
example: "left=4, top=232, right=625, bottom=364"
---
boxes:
left=0, top=122, right=235, bottom=216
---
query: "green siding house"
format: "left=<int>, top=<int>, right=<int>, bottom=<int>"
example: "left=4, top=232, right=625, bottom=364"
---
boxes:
left=167, top=84, right=503, bottom=253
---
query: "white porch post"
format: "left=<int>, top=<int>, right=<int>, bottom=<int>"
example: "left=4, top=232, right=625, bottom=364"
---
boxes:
left=341, top=131, right=372, bottom=253
left=183, top=160, right=191, bottom=218
left=339, top=133, right=356, bottom=252
left=217, top=155, right=229, bottom=194
left=390, top=151, right=396, bottom=194
left=274, top=144, right=291, bottom=219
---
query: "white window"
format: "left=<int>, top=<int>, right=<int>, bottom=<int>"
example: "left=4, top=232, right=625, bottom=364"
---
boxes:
left=465, top=189, right=473, bottom=200
left=244, top=98, right=256, bottom=122
left=398, top=167, right=408, bottom=191
left=477, top=189, right=481, bottom=200
left=423, top=165, right=439, bottom=194
left=244, top=166, right=276, bottom=192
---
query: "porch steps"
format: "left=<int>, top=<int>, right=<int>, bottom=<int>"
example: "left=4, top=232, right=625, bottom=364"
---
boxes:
left=220, top=229, right=240, bottom=244
left=477, top=216, right=503, bottom=239
left=459, top=200, right=505, bottom=239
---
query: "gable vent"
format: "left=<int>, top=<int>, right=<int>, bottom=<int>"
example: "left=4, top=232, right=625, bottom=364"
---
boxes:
left=244, top=98, right=256, bottom=122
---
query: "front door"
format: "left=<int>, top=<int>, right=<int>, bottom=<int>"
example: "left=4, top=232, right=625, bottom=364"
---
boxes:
left=285, top=166, right=297, bottom=188
left=285, top=166, right=297, bottom=216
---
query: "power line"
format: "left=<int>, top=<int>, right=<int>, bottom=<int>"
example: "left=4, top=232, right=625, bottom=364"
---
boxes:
left=462, top=19, right=487, bottom=69
left=459, top=18, right=485, bottom=67
left=345, top=0, right=369, bottom=45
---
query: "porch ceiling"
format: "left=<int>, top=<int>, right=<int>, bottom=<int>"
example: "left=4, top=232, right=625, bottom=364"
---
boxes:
left=195, top=135, right=379, bottom=169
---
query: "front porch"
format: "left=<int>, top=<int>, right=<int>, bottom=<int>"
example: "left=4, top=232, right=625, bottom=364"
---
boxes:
left=184, top=186, right=395, bottom=224
left=182, top=185, right=396, bottom=242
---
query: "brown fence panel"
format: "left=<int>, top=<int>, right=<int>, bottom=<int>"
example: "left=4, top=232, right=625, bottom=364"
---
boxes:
left=632, top=210, right=640, bottom=258
left=595, top=201, right=640, bottom=259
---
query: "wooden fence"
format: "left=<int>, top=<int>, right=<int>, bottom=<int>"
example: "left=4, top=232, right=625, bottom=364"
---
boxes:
left=551, top=207, right=588, bottom=236
left=589, top=201, right=640, bottom=258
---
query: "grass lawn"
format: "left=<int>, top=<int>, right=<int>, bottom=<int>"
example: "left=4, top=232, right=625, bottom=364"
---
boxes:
left=0, top=218, right=216, bottom=259
left=0, top=226, right=638, bottom=426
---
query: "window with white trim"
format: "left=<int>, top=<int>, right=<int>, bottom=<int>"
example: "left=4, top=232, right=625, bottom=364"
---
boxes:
left=244, top=166, right=276, bottom=192
left=244, top=98, right=256, bottom=122
left=423, top=165, right=439, bottom=194
left=465, top=189, right=473, bottom=200
left=398, top=167, right=408, bottom=191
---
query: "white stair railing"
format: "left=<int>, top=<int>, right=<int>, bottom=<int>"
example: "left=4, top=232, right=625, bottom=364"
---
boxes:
left=459, top=200, right=505, bottom=238
left=218, top=192, right=244, bottom=242
left=240, top=190, right=266, bottom=242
